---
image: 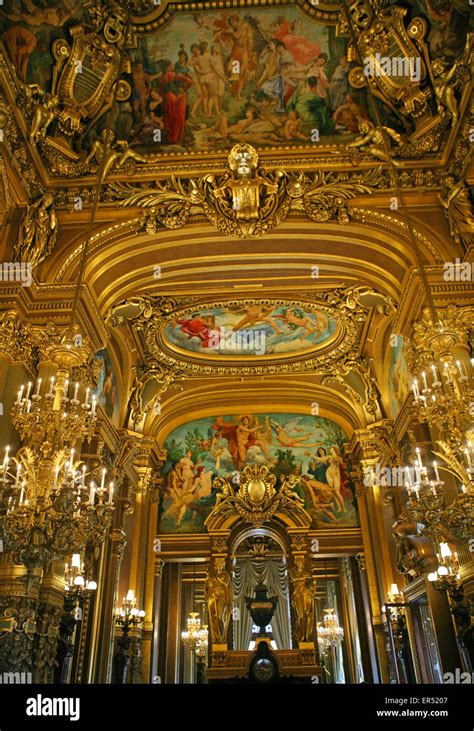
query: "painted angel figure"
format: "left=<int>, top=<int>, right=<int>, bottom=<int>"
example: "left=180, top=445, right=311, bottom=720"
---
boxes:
left=270, top=418, right=324, bottom=449
left=230, top=304, right=284, bottom=334
left=212, top=414, right=271, bottom=469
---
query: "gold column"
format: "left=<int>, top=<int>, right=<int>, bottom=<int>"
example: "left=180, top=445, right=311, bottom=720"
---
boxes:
left=354, top=480, right=390, bottom=682
left=90, top=525, right=127, bottom=683
left=163, top=562, right=182, bottom=684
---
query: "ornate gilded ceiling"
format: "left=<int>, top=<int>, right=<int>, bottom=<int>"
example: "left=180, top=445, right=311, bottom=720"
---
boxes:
left=0, top=0, right=472, bottom=188
left=0, top=0, right=472, bottom=455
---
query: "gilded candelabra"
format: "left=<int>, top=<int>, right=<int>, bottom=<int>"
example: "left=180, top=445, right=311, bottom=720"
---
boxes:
left=114, top=590, right=145, bottom=634
left=0, top=334, right=114, bottom=570
left=64, top=553, right=97, bottom=607
left=406, top=307, right=473, bottom=485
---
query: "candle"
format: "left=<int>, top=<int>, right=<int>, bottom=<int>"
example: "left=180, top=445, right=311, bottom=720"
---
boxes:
left=73, top=382, right=79, bottom=401
left=464, top=448, right=472, bottom=468
left=85, top=387, right=90, bottom=406
left=405, top=466, right=412, bottom=486
left=412, top=381, right=419, bottom=402
left=433, top=461, right=440, bottom=482
left=416, top=447, right=424, bottom=469
left=108, top=481, right=114, bottom=505
left=48, top=376, right=55, bottom=397
left=456, top=360, right=465, bottom=378
left=89, top=482, right=96, bottom=504
left=19, top=483, right=25, bottom=504
left=444, top=362, right=451, bottom=383
left=421, top=371, right=428, bottom=390
left=25, top=382, right=32, bottom=400
left=431, top=364, right=439, bottom=383
left=2, top=446, right=9, bottom=477
left=414, top=487, right=420, bottom=500
left=100, top=468, right=106, bottom=491
left=26, top=399, right=31, bottom=413
left=430, top=483, right=437, bottom=496
left=17, top=385, right=24, bottom=404
left=34, top=378, right=42, bottom=396
left=91, top=396, right=97, bottom=415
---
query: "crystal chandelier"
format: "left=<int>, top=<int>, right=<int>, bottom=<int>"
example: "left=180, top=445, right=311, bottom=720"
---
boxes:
left=317, top=608, right=344, bottom=654
left=181, top=564, right=208, bottom=657
left=0, top=334, right=114, bottom=571
left=181, top=612, right=209, bottom=656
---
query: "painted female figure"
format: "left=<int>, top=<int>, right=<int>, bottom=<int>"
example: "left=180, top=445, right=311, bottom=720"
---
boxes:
left=308, top=445, right=346, bottom=513
left=155, top=59, right=193, bottom=144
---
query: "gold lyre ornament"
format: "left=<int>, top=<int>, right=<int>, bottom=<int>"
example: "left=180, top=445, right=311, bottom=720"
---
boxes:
left=49, top=3, right=131, bottom=148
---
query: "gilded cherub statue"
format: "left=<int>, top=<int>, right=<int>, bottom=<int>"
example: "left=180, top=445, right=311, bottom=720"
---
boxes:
left=211, top=143, right=279, bottom=222
left=289, top=556, right=316, bottom=645
left=205, top=557, right=232, bottom=646
left=29, top=93, right=60, bottom=144
left=83, top=129, right=148, bottom=182
left=14, top=193, right=58, bottom=267
left=348, top=119, right=404, bottom=164
left=431, top=33, right=472, bottom=125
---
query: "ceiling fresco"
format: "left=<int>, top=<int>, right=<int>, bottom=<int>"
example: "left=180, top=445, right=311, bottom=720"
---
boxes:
left=162, top=304, right=339, bottom=359
left=0, top=0, right=471, bottom=183
left=157, top=411, right=359, bottom=534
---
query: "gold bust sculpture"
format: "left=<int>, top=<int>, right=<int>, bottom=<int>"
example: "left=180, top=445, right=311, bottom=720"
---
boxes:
left=213, top=143, right=278, bottom=222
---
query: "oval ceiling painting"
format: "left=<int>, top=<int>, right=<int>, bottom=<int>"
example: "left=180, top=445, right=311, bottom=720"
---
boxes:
left=163, top=304, right=338, bottom=358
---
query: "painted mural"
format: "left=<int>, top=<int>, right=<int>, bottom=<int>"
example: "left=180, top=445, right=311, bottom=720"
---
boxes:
left=92, top=349, right=120, bottom=427
left=2, top=2, right=471, bottom=156
left=164, top=305, right=338, bottom=357
left=158, top=413, right=359, bottom=534
left=388, top=335, right=410, bottom=419
left=124, top=7, right=365, bottom=152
